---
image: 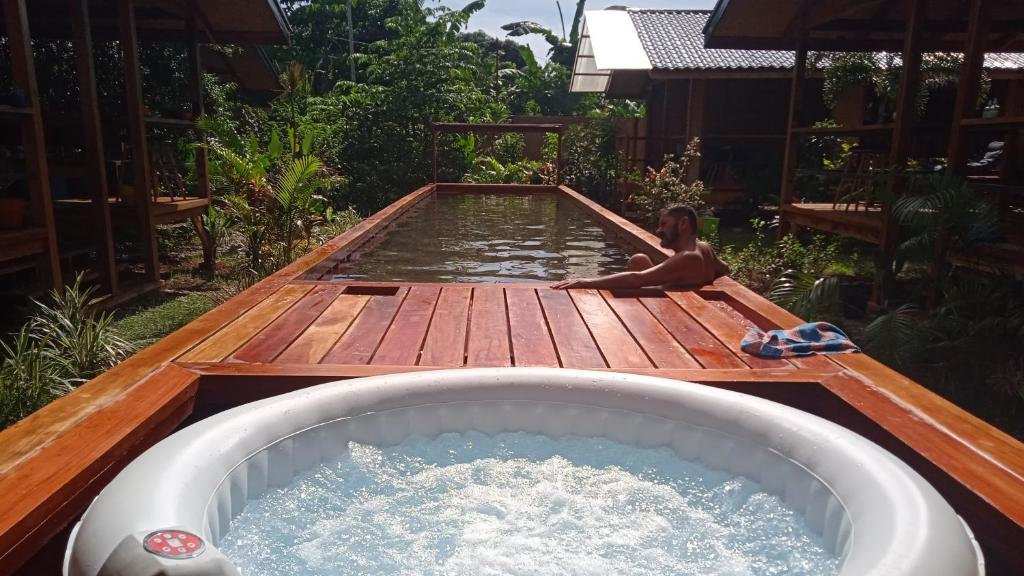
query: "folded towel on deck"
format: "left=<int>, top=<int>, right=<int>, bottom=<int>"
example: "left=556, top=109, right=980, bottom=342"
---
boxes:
left=740, top=322, right=859, bottom=358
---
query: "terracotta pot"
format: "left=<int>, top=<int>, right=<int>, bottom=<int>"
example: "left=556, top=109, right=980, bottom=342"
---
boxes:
left=0, top=197, right=28, bottom=229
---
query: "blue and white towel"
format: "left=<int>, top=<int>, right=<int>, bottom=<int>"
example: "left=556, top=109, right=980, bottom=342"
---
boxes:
left=740, top=322, right=859, bottom=358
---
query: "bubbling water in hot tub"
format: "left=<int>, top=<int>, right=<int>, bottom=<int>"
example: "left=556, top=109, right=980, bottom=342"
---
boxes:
left=219, top=431, right=839, bottom=576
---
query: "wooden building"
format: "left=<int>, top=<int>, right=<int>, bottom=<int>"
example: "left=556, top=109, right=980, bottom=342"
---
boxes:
left=572, top=7, right=1024, bottom=216
left=571, top=8, right=815, bottom=211
left=703, top=0, right=1024, bottom=293
left=0, top=0, right=288, bottom=303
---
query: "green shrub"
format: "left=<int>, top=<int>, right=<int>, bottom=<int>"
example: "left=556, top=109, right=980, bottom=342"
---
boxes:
left=1, top=276, right=135, bottom=429
left=628, top=139, right=707, bottom=222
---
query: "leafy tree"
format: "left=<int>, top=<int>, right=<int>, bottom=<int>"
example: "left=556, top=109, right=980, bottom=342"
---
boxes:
left=275, top=0, right=406, bottom=91
left=503, top=0, right=587, bottom=68
left=308, top=0, right=501, bottom=210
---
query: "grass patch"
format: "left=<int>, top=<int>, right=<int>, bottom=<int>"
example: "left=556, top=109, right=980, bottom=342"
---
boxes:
left=113, top=292, right=218, bottom=344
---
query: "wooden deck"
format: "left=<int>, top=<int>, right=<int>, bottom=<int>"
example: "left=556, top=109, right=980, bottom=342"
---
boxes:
left=54, top=196, right=210, bottom=225
left=782, top=202, right=884, bottom=244
left=2, top=184, right=1024, bottom=574
left=0, top=227, right=48, bottom=266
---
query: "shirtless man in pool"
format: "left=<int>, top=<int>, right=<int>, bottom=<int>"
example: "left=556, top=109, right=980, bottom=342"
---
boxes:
left=552, top=204, right=729, bottom=290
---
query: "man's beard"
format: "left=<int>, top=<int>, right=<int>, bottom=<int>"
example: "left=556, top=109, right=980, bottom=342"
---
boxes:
left=658, top=228, right=678, bottom=248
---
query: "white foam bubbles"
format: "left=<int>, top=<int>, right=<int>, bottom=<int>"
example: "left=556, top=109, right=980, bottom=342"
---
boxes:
left=219, top=431, right=839, bottom=576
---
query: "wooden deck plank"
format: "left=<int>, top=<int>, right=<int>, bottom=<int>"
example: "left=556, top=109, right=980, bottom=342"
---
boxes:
left=321, top=288, right=409, bottom=364
left=275, top=294, right=370, bottom=364
left=177, top=284, right=313, bottom=363
left=230, top=286, right=343, bottom=363
left=0, top=365, right=198, bottom=573
left=703, top=292, right=839, bottom=371
left=466, top=286, right=512, bottom=367
left=639, top=296, right=748, bottom=369
left=667, top=291, right=790, bottom=369
left=506, top=288, right=560, bottom=367
left=536, top=289, right=606, bottom=369
left=601, top=291, right=701, bottom=369
left=420, top=286, right=472, bottom=366
left=569, top=289, right=652, bottom=369
left=371, top=286, right=441, bottom=366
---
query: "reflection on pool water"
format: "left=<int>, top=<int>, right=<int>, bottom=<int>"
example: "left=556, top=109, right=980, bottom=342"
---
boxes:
left=219, top=431, right=840, bottom=576
left=333, top=194, right=634, bottom=283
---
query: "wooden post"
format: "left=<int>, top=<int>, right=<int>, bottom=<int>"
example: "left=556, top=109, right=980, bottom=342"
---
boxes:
left=431, top=125, right=439, bottom=183
left=5, top=0, right=62, bottom=290
left=685, top=79, right=706, bottom=183
left=947, top=0, right=989, bottom=172
left=119, top=0, right=160, bottom=283
left=71, top=0, right=118, bottom=295
left=874, top=0, right=925, bottom=308
left=778, top=40, right=808, bottom=236
left=660, top=81, right=670, bottom=166
left=556, top=130, right=563, bottom=185
left=186, top=13, right=210, bottom=200
left=186, top=12, right=215, bottom=273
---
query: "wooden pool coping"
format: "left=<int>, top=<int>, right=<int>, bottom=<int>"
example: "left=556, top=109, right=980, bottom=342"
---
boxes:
left=1, top=183, right=1023, bottom=573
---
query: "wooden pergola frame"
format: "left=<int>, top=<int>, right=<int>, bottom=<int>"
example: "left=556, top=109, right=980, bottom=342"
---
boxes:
left=430, top=122, right=566, bottom=185
left=749, top=0, right=1024, bottom=303
left=0, top=0, right=287, bottom=301
left=0, top=0, right=62, bottom=290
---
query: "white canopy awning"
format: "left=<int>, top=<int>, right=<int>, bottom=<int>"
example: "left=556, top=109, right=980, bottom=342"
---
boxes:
left=570, top=10, right=651, bottom=93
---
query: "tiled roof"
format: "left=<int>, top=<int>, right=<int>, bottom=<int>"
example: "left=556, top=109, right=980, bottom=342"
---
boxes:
left=629, top=10, right=793, bottom=71
left=626, top=9, right=1024, bottom=72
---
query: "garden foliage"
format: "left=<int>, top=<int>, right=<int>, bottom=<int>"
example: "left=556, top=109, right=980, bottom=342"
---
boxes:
left=1, top=277, right=134, bottom=429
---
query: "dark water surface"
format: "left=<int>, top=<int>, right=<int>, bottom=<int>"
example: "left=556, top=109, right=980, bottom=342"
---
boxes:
left=334, top=194, right=634, bottom=283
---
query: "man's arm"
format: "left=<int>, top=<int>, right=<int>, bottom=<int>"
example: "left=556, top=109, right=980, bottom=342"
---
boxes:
left=552, top=253, right=704, bottom=289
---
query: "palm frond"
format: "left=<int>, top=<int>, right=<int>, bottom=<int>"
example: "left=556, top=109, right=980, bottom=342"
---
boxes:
left=863, top=304, right=930, bottom=368
left=767, top=269, right=841, bottom=320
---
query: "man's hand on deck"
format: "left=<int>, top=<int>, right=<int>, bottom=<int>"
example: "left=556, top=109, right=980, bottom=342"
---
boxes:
left=552, top=278, right=593, bottom=290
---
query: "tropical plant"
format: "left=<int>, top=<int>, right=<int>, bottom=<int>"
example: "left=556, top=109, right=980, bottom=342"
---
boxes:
left=208, top=116, right=340, bottom=271
left=864, top=275, right=1024, bottom=403
left=200, top=203, right=231, bottom=273
left=272, top=155, right=333, bottom=261
left=768, top=270, right=842, bottom=323
left=628, top=139, right=708, bottom=222
left=718, top=218, right=860, bottom=298
left=862, top=303, right=928, bottom=369
left=815, top=52, right=986, bottom=122
left=464, top=156, right=549, bottom=184
left=503, top=0, right=587, bottom=67
left=893, top=173, right=1001, bottom=297
left=1, top=275, right=135, bottom=428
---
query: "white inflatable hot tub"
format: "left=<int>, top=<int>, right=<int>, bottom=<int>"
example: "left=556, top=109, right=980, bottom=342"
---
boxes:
left=64, top=368, right=984, bottom=576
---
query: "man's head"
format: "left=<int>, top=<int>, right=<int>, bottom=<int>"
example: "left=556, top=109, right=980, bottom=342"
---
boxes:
left=656, top=204, right=698, bottom=249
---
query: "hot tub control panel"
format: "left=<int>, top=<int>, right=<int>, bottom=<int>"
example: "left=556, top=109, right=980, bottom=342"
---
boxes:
left=143, top=530, right=205, bottom=559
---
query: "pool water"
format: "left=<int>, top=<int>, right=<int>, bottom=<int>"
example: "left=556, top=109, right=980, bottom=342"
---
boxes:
left=219, top=431, right=840, bottom=576
left=332, top=194, right=634, bottom=283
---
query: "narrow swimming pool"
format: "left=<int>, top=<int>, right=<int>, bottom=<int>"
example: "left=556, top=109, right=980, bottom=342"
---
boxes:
left=331, top=193, right=633, bottom=283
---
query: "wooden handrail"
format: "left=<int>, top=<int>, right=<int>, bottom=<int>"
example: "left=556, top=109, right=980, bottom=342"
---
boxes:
left=430, top=122, right=566, bottom=134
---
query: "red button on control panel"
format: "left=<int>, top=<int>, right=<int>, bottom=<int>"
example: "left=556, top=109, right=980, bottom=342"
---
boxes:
left=143, top=530, right=205, bottom=559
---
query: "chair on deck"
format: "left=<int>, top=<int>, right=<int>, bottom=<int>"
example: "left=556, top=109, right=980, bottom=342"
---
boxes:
left=831, top=148, right=888, bottom=212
